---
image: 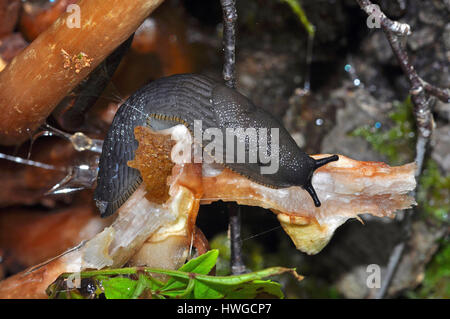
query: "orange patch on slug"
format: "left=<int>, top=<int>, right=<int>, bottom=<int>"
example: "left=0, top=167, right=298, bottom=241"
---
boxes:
left=127, top=126, right=175, bottom=204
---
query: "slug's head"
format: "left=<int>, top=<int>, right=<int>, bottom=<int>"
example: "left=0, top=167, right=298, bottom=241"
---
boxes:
left=283, top=154, right=339, bottom=208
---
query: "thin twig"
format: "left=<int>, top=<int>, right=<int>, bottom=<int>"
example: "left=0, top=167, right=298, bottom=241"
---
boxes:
left=355, top=0, right=448, bottom=299
left=421, top=80, right=450, bottom=103
left=375, top=209, right=413, bottom=299
left=376, top=241, right=405, bottom=298
left=220, top=0, right=237, bottom=88
left=357, top=0, right=448, bottom=119
left=220, top=0, right=245, bottom=275
left=357, top=0, right=410, bottom=36
left=382, top=31, right=432, bottom=146
left=228, top=203, right=246, bottom=275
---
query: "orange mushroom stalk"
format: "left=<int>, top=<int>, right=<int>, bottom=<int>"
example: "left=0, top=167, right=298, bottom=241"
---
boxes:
left=0, top=0, right=165, bottom=145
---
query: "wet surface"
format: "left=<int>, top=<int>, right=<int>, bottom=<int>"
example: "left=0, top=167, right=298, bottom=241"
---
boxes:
left=0, top=0, right=448, bottom=299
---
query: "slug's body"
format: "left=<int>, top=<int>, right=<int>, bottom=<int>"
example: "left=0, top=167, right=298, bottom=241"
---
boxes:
left=94, top=74, right=338, bottom=217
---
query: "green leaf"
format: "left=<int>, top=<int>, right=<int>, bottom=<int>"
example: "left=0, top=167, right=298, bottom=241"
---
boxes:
left=46, top=251, right=299, bottom=300
left=195, top=267, right=299, bottom=285
left=194, top=279, right=284, bottom=299
left=130, top=275, right=150, bottom=299
left=189, top=268, right=296, bottom=299
left=194, top=280, right=224, bottom=299
left=103, top=277, right=138, bottom=299
left=160, top=290, right=188, bottom=298
left=144, top=266, right=297, bottom=299
left=225, top=280, right=284, bottom=299
left=161, top=249, right=219, bottom=292
left=192, top=268, right=294, bottom=299
left=179, top=249, right=219, bottom=274
left=146, top=275, right=165, bottom=291
left=159, top=278, right=196, bottom=299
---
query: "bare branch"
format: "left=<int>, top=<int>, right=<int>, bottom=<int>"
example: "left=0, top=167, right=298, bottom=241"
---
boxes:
left=220, top=0, right=246, bottom=275
left=382, top=30, right=433, bottom=147
left=421, top=80, right=450, bottom=103
left=356, top=0, right=411, bottom=36
left=220, top=0, right=237, bottom=88
left=228, top=203, right=246, bottom=275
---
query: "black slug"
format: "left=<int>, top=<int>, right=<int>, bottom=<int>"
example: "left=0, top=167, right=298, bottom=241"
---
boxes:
left=94, top=74, right=338, bottom=217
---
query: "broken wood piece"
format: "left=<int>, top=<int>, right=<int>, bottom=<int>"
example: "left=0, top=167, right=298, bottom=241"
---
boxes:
left=0, top=0, right=166, bottom=145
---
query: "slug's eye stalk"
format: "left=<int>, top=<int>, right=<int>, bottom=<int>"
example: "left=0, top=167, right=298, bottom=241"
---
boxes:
left=314, top=154, right=339, bottom=169
left=305, top=182, right=321, bottom=207
left=304, top=155, right=339, bottom=207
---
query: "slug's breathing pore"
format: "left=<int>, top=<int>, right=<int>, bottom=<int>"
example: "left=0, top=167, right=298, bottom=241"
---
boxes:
left=94, top=74, right=339, bottom=217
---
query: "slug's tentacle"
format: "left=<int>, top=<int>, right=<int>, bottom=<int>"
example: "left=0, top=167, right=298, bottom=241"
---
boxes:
left=305, top=183, right=321, bottom=207
left=303, top=155, right=340, bottom=207
left=314, top=155, right=339, bottom=169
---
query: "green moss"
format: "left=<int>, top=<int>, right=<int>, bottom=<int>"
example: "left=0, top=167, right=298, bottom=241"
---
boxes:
left=417, top=160, right=450, bottom=223
left=292, top=277, right=341, bottom=299
left=350, top=96, right=415, bottom=165
left=407, top=242, right=450, bottom=299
